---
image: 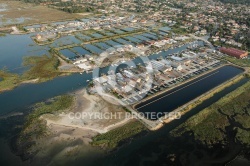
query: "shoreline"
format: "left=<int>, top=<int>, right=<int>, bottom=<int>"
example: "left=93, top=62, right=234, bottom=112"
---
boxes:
left=10, top=88, right=134, bottom=163
left=153, top=72, right=246, bottom=130
left=132, top=64, right=246, bottom=131
left=41, top=88, right=133, bottom=134
left=0, top=71, right=73, bottom=94
left=133, top=63, right=227, bottom=107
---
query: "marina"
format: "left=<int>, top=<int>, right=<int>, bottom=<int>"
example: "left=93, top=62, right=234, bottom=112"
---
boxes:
left=0, top=41, right=204, bottom=115
left=135, top=65, right=244, bottom=119
left=0, top=1, right=249, bottom=165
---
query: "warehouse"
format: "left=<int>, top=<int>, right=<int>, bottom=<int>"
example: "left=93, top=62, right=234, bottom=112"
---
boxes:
left=219, top=47, right=248, bottom=59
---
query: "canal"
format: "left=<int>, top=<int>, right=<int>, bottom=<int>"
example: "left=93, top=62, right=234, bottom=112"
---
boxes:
left=0, top=37, right=248, bottom=165
left=135, top=65, right=244, bottom=119
left=92, top=78, right=249, bottom=166
left=0, top=41, right=203, bottom=115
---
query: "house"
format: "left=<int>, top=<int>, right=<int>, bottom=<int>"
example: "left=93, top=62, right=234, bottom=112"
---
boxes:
left=192, top=59, right=205, bottom=65
left=171, top=62, right=182, bottom=69
left=136, top=44, right=145, bottom=48
left=36, top=34, right=42, bottom=40
left=122, top=85, right=133, bottom=94
left=73, top=59, right=87, bottom=64
left=183, top=59, right=192, bottom=65
left=159, top=66, right=172, bottom=73
left=94, top=76, right=108, bottom=84
left=150, top=60, right=165, bottom=70
left=170, top=56, right=183, bottom=61
left=176, top=65, right=183, bottom=71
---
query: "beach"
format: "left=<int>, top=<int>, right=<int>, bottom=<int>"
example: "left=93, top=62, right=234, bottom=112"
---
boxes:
left=19, top=88, right=132, bottom=165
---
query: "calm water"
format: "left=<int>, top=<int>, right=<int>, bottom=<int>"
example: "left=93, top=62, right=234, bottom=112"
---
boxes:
left=71, top=46, right=90, bottom=55
left=159, top=31, right=167, bottom=36
left=105, top=32, right=115, bottom=36
left=141, top=33, right=158, bottom=40
left=24, top=24, right=42, bottom=29
left=84, top=44, right=103, bottom=54
left=0, top=34, right=48, bottom=74
left=114, top=38, right=134, bottom=45
left=50, top=35, right=81, bottom=47
left=0, top=36, right=248, bottom=165
left=94, top=78, right=249, bottom=166
left=0, top=17, right=29, bottom=27
left=75, top=33, right=92, bottom=41
left=0, top=73, right=92, bottom=115
left=0, top=41, right=203, bottom=115
left=95, top=42, right=111, bottom=50
left=91, top=33, right=103, bottom=38
left=105, top=40, right=120, bottom=46
left=135, top=65, right=244, bottom=119
left=111, top=28, right=124, bottom=34
left=123, top=36, right=141, bottom=43
left=121, top=27, right=134, bottom=32
left=59, top=49, right=76, bottom=58
left=133, top=34, right=151, bottom=41
left=159, top=26, right=171, bottom=32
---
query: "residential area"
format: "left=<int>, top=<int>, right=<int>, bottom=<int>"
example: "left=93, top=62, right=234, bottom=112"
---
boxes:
left=91, top=49, right=221, bottom=106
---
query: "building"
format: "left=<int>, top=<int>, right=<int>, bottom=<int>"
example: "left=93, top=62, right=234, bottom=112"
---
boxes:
left=159, top=66, right=172, bottom=73
left=219, top=47, right=248, bottom=59
left=151, top=60, right=165, bottom=70
left=36, top=34, right=42, bottom=40
left=183, top=59, right=192, bottom=65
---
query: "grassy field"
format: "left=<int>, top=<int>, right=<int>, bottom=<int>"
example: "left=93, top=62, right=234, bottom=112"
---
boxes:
left=224, top=56, right=250, bottom=67
left=0, top=0, right=82, bottom=27
left=0, top=69, right=20, bottom=92
left=22, top=55, right=60, bottom=82
left=91, top=120, right=146, bottom=149
left=170, top=80, right=250, bottom=147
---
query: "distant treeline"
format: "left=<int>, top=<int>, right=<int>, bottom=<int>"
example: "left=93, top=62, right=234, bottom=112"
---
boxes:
left=20, top=0, right=95, bottom=13
left=217, top=0, right=250, bottom=5
left=61, top=6, right=95, bottom=13
left=21, top=0, right=60, bottom=3
left=53, top=2, right=95, bottom=13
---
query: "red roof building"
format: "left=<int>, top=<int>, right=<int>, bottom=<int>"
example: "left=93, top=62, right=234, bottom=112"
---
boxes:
left=219, top=47, right=248, bottom=59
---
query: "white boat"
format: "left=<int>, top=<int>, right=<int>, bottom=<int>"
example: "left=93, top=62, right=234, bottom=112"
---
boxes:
left=86, top=80, right=90, bottom=82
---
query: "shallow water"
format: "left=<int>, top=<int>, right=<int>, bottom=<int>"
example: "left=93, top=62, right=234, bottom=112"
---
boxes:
left=84, top=44, right=103, bottom=54
left=0, top=34, right=49, bottom=73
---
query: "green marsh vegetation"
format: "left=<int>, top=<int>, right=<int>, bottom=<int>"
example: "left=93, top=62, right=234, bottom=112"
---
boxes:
left=170, top=80, right=250, bottom=147
left=0, top=54, right=62, bottom=92
left=20, top=95, right=74, bottom=140
left=17, top=95, right=74, bottom=156
left=224, top=56, right=250, bottom=67
left=0, top=33, right=6, bottom=37
left=22, top=55, right=60, bottom=81
left=0, top=69, right=20, bottom=92
left=91, top=121, right=146, bottom=149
